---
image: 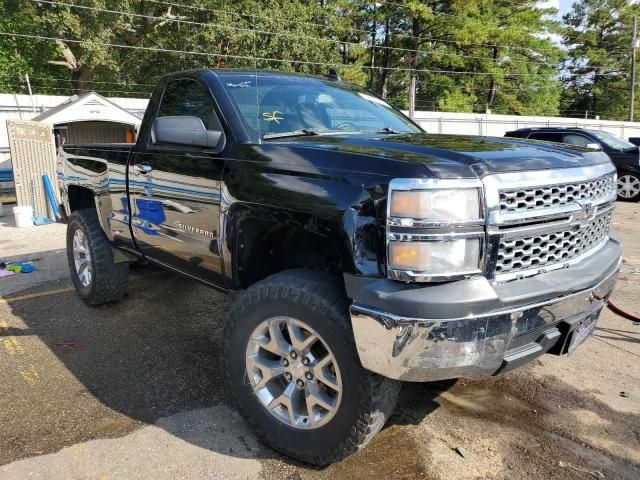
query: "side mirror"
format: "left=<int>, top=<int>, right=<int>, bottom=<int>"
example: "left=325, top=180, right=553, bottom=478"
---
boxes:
left=152, top=116, right=224, bottom=150
left=585, top=142, right=602, bottom=151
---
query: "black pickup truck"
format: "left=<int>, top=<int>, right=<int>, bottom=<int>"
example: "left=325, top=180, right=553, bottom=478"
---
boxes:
left=58, top=69, right=621, bottom=465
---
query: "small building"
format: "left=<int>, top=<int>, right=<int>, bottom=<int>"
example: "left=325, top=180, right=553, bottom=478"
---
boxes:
left=30, top=92, right=142, bottom=147
left=4, top=92, right=143, bottom=216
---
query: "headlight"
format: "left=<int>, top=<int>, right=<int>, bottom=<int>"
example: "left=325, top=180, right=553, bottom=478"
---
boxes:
left=390, top=188, right=482, bottom=223
left=387, top=178, right=485, bottom=282
left=388, top=238, right=481, bottom=274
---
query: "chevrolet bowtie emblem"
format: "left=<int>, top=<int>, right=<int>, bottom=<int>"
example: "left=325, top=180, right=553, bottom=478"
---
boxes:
left=576, top=201, right=596, bottom=224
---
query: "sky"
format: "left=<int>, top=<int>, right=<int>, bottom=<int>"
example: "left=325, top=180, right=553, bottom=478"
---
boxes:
left=537, top=0, right=574, bottom=46
left=558, top=0, right=573, bottom=18
left=540, top=0, right=573, bottom=19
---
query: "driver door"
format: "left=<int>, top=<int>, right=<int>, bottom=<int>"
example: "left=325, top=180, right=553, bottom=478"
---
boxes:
left=130, top=77, right=226, bottom=286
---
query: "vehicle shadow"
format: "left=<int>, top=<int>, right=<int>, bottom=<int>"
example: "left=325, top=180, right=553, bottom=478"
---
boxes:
left=595, top=326, right=640, bottom=344
left=1, top=256, right=448, bottom=469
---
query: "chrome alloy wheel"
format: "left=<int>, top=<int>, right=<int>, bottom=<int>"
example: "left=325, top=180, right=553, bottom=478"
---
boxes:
left=245, top=316, right=343, bottom=429
left=617, top=174, right=640, bottom=199
left=72, top=229, right=92, bottom=287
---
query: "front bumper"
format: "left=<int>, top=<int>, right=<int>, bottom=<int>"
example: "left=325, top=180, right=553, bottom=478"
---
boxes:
left=346, top=237, right=621, bottom=382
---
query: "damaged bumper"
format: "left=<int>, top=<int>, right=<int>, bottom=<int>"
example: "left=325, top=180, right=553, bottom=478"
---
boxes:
left=346, top=237, right=621, bottom=382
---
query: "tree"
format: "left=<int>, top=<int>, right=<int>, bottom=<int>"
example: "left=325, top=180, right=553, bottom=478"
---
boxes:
left=561, top=0, right=640, bottom=120
left=0, top=0, right=61, bottom=94
left=406, top=0, right=563, bottom=115
left=0, top=0, right=566, bottom=117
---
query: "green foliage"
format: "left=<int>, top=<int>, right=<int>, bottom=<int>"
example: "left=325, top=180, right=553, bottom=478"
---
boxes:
left=561, top=0, right=640, bottom=120
left=0, top=0, right=633, bottom=121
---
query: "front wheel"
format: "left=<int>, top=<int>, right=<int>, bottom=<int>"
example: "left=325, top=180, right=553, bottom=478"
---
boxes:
left=617, top=172, right=640, bottom=201
left=223, top=269, right=401, bottom=465
left=66, top=208, right=129, bottom=305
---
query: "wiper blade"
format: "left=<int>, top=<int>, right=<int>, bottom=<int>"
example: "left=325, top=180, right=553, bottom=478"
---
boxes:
left=375, top=127, right=402, bottom=134
left=262, top=129, right=320, bottom=140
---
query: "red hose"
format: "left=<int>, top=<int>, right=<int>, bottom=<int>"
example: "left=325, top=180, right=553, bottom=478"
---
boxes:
left=607, top=300, right=640, bottom=323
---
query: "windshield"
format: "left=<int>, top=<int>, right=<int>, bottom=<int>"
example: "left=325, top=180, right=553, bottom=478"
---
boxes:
left=219, top=73, right=421, bottom=141
left=587, top=130, right=636, bottom=150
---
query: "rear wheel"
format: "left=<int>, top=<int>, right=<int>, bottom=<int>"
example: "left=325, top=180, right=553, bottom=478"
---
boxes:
left=617, top=172, right=640, bottom=201
left=223, top=269, right=400, bottom=465
left=66, top=208, right=129, bottom=305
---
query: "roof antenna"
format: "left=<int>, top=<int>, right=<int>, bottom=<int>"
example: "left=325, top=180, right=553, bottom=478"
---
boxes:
left=327, top=69, right=341, bottom=81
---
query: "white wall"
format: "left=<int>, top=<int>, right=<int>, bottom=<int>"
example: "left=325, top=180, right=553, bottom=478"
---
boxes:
left=410, top=110, right=640, bottom=140
left=3, top=93, right=640, bottom=171
left=0, top=93, right=148, bottom=169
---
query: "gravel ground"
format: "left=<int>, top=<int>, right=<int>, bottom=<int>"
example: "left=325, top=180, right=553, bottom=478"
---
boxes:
left=0, top=202, right=638, bottom=480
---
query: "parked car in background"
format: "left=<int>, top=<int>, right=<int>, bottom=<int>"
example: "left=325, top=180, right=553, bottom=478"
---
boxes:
left=505, top=127, right=640, bottom=201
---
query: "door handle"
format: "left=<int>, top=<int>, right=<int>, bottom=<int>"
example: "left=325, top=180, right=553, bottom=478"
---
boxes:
left=134, top=163, right=153, bottom=175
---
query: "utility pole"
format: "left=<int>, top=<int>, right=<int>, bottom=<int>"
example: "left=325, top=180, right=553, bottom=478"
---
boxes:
left=369, top=3, right=377, bottom=91
left=409, top=74, right=416, bottom=119
left=630, top=16, right=638, bottom=121
left=25, top=74, right=36, bottom=115
left=409, top=17, right=420, bottom=119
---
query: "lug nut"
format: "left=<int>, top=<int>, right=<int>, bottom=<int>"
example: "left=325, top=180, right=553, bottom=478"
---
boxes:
left=296, top=379, right=304, bottom=388
left=284, top=372, right=292, bottom=381
left=290, top=350, right=297, bottom=359
left=305, top=372, right=313, bottom=380
left=281, top=358, right=289, bottom=367
left=302, top=357, right=310, bottom=366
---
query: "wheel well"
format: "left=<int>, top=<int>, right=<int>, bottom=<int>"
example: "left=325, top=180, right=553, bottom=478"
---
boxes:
left=235, top=220, right=344, bottom=289
left=67, top=185, right=95, bottom=213
left=617, top=167, right=640, bottom=178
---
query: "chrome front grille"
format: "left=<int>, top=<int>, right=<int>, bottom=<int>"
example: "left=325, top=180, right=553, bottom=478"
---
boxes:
left=499, top=173, right=615, bottom=214
left=384, top=164, right=616, bottom=284
left=495, top=211, right=612, bottom=275
left=484, top=164, right=617, bottom=282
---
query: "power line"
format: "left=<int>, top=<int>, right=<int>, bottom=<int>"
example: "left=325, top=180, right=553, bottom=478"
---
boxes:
left=0, top=70, right=531, bottom=95
left=33, top=0, right=559, bottom=68
left=0, top=82, right=152, bottom=96
left=0, top=72, right=529, bottom=94
left=0, top=31, right=575, bottom=77
left=0, top=74, right=157, bottom=88
left=138, top=0, right=560, bottom=58
left=146, top=0, right=333, bottom=32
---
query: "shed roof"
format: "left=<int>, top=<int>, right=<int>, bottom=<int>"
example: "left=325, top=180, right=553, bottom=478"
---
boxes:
left=33, top=92, right=142, bottom=126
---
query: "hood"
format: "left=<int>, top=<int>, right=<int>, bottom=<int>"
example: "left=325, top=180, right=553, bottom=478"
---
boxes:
left=278, top=133, right=611, bottom=178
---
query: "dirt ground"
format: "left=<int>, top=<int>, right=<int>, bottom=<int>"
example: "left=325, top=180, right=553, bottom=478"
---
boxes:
left=0, top=202, right=639, bottom=480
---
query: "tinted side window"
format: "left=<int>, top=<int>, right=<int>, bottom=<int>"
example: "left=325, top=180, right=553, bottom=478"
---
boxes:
left=562, top=133, right=593, bottom=147
left=528, top=132, right=563, bottom=143
left=505, top=131, right=527, bottom=138
left=157, top=79, right=222, bottom=131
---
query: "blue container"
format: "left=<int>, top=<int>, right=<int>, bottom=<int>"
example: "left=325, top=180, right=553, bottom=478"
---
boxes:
left=0, top=168, right=13, bottom=183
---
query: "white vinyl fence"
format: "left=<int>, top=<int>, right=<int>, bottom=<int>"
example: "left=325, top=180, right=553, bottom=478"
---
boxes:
left=411, top=110, right=640, bottom=140
left=3, top=93, right=640, bottom=172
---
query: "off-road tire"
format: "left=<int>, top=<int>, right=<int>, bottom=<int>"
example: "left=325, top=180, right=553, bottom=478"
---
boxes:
left=66, top=208, right=129, bottom=305
left=223, top=269, right=401, bottom=465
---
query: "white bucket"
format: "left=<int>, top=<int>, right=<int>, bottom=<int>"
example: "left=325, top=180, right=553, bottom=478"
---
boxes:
left=13, top=206, right=34, bottom=228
